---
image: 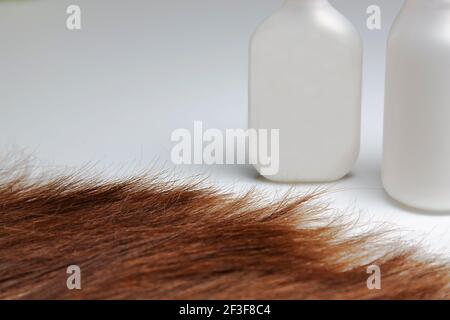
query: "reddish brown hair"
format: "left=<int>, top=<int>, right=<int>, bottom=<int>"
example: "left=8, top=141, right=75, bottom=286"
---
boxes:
left=0, top=167, right=448, bottom=299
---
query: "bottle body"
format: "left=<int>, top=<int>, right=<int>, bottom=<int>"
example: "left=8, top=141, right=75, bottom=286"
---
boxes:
left=382, top=0, right=450, bottom=211
left=249, top=0, right=362, bottom=182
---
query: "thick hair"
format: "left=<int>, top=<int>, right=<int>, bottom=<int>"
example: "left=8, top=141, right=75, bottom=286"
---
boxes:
left=0, top=167, right=448, bottom=300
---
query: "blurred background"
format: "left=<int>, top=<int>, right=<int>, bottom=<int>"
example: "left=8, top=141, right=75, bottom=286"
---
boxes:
left=1, top=0, right=449, bottom=255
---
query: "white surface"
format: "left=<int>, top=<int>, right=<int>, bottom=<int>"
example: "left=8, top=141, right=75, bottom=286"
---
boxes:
left=0, top=0, right=449, bottom=256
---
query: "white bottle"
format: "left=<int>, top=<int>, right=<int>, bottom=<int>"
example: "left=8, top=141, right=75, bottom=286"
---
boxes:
left=383, top=0, right=450, bottom=211
left=249, top=0, right=362, bottom=182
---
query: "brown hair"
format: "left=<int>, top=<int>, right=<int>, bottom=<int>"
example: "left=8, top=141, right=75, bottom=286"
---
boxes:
left=0, top=166, right=448, bottom=300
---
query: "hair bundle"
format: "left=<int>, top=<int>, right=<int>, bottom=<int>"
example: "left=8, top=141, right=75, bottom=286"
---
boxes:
left=0, top=167, right=448, bottom=300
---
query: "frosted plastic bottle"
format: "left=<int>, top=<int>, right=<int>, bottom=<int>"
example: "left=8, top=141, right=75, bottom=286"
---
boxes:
left=383, top=0, right=450, bottom=211
left=249, top=0, right=362, bottom=182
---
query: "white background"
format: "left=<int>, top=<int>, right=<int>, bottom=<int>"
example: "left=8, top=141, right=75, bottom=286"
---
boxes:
left=1, top=0, right=449, bottom=256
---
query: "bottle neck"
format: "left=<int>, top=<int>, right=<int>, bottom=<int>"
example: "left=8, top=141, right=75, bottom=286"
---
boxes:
left=403, top=0, right=450, bottom=9
left=283, top=0, right=330, bottom=7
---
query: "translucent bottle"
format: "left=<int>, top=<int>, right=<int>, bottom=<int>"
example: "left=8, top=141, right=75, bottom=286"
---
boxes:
left=249, top=0, right=362, bottom=182
left=383, top=0, right=450, bottom=211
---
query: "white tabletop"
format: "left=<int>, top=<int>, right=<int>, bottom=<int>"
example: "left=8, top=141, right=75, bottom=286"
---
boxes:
left=1, top=0, right=449, bottom=257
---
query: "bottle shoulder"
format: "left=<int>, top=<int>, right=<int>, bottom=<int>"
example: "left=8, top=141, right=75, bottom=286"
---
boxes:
left=388, top=11, right=450, bottom=49
left=251, top=6, right=361, bottom=48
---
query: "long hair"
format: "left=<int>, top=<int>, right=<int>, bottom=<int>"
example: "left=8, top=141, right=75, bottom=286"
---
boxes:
left=0, top=166, right=448, bottom=299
